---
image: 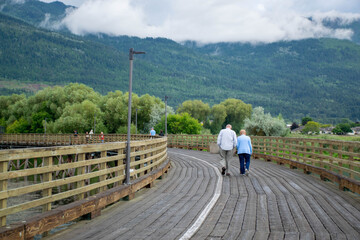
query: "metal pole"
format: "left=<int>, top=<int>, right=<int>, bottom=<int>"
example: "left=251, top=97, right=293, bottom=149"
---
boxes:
left=44, top=118, right=47, bottom=134
left=94, top=113, right=96, bottom=134
left=126, top=48, right=145, bottom=185
left=165, top=96, right=168, bottom=136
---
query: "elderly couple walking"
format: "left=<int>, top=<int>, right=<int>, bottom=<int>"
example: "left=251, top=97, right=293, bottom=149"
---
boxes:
left=217, top=124, right=252, bottom=176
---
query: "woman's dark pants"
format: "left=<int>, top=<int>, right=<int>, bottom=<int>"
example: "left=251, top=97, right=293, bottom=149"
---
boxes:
left=238, top=153, right=251, bottom=174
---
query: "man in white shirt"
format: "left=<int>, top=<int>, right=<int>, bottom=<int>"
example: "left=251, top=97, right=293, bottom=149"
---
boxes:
left=217, top=124, right=237, bottom=176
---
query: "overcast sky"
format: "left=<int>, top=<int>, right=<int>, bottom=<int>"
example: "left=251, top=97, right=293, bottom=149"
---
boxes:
left=39, top=0, right=360, bottom=44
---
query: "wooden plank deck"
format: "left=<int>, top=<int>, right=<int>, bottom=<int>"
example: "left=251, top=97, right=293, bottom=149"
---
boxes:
left=45, top=148, right=360, bottom=240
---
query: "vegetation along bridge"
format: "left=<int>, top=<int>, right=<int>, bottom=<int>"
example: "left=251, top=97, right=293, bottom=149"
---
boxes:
left=0, top=134, right=359, bottom=239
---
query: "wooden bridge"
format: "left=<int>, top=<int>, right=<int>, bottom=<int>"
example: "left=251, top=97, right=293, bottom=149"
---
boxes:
left=0, top=134, right=359, bottom=239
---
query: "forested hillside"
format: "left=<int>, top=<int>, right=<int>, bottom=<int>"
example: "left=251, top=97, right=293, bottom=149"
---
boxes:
left=0, top=0, right=69, bottom=26
left=0, top=2, right=360, bottom=123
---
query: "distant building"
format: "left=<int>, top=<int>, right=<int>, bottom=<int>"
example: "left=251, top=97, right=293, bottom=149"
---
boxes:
left=319, top=127, right=335, bottom=134
left=351, top=127, right=360, bottom=135
left=291, top=126, right=304, bottom=134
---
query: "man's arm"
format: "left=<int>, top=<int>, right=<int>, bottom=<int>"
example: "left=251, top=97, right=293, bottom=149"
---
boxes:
left=233, top=131, right=237, bottom=148
left=217, top=130, right=222, bottom=146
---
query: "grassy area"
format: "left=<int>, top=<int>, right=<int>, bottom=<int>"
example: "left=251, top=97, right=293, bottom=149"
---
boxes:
left=287, top=133, right=360, bottom=142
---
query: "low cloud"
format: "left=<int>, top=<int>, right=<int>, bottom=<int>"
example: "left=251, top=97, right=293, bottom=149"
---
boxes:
left=57, top=0, right=360, bottom=44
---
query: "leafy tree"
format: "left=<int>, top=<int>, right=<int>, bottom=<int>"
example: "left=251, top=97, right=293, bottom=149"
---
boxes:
left=209, top=104, right=227, bottom=134
left=301, top=116, right=313, bottom=126
left=218, top=98, right=252, bottom=134
left=177, top=100, right=210, bottom=123
left=302, top=121, right=321, bottom=134
left=6, top=117, right=30, bottom=133
left=48, top=100, right=106, bottom=134
left=146, top=103, right=174, bottom=133
left=0, top=94, right=26, bottom=121
left=244, top=107, right=289, bottom=136
left=30, top=111, right=52, bottom=133
left=136, top=94, right=166, bottom=133
left=332, top=123, right=352, bottom=135
left=155, top=113, right=201, bottom=134
left=100, top=90, right=128, bottom=133
left=290, top=122, right=299, bottom=130
left=6, top=95, right=29, bottom=126
left=117, top=124, right=136, bottom=134
left=0, top=118, right=6, bottom=130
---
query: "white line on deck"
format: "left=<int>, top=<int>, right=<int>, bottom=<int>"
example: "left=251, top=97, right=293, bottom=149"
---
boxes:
left=176, top=153, right=223, bottom=240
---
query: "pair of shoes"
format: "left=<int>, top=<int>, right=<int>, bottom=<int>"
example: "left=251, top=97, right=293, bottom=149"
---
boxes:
left=221, top=167, right=226, bottom=175
left=226, top=173, right=231, bottom=176
left=245, top=169, right=250, bottom=175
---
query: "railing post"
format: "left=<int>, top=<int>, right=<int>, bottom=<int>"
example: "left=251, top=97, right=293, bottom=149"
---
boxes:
left=0, top=161, right=8, bottom=226
left=99, top=151, right=107, bottom=192
left=77, top=153, right=86, bottom=200
left=42, top=156, right=53, bottom=212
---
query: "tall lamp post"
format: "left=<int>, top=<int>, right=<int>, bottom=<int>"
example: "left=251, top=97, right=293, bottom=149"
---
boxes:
left=165, top=96, right=168, bottom=136
left=44, top=118, right=47, bottom=134
left=93, top=113, right=96, bottom=134
left=126, top=48, right=145, bottom=184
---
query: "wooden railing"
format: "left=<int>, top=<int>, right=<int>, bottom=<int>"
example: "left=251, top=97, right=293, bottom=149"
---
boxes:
left=168, top=134, right=360, bottom=194
left=0, top=133, right=152, bottom=146
left=167, top=134, right=216, bottom=151
left=0, top=136, right=168, bottom=233
left=0, top=134, right=359, bottom=238
left=251, top=136, right=360, bottom=193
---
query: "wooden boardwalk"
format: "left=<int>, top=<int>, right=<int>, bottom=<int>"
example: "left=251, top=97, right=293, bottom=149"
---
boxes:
left=45, top=149, right=360, bottom=240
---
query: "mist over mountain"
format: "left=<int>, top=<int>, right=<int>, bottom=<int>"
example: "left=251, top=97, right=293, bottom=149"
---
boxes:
left=0, top=0, right=359, bottom=123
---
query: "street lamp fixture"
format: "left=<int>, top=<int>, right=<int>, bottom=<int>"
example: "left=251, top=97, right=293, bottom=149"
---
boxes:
left=126, top=48, right=145, bottom=185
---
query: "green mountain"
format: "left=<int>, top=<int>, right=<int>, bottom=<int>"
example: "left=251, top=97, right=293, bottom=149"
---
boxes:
left=0, top=0, right=70, bottom=27
left=0, top=4, right=360, bottom=124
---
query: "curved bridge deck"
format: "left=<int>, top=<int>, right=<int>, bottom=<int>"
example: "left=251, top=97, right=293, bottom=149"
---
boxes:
left=46, top=149, right=360, bottom=240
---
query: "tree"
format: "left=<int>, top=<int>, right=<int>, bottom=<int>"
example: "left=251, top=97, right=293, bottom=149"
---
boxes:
left=177, top=100, right=210, bottom=123
left=209, top=104, right=227, bottom=134
left=220, top=98, right=252, bottom=134
left=6, top=117, right=29, bottom=133
left=332, top=123, right=352, bottom=135
left=0, top=94, right=26, bottom=121
left=30, top=111, right=52, bottom=133
left=117, top=124, right=136, bottom=134
left=137, top=94, right=167, bottom=133
left=301, top=116, right=313, bottom=126
left=207, top=98, right=252, bottom=134
left=100, top=90, right=128, bottom=133
left=302, top=121, right=320, bottom=134
left=48, top=100, right=106, bottom=133
left=244, top=107, right=289, bottom=136
left=290, top=122, right=299, bottom=130
left=146, top=103, right=174, bottom=133
left=155, top=113, right=201, bottom=134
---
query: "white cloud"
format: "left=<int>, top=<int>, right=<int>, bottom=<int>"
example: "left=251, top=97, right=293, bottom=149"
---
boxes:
left=48, top=0, right=360, bottom=43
